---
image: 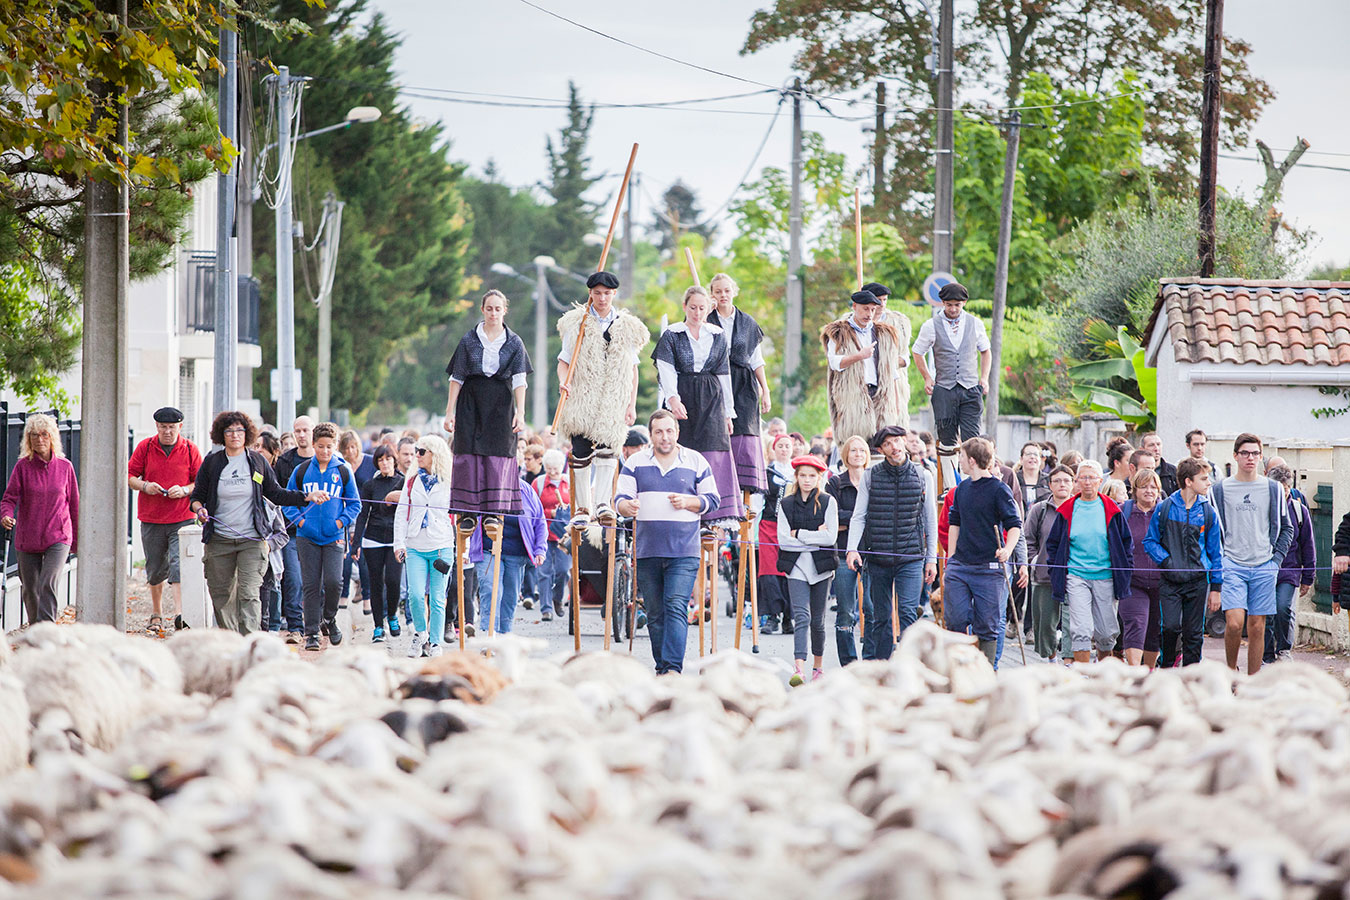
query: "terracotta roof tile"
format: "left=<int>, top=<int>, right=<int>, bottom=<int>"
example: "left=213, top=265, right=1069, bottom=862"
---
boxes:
left=1151, top=279, right=1350, bottom=368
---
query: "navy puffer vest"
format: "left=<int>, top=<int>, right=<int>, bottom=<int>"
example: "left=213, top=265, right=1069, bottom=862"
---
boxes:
left=863, top=460, right=925, bottom=565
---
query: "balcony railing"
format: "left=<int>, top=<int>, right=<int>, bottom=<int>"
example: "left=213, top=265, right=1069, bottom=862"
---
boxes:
left=180, top=251, right=260, bottom=345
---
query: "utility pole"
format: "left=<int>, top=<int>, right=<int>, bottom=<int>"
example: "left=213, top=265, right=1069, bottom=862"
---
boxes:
left=783, top=78, right=804, bottom=418
left=212, top=14, right=237, bottom=420
left=315, top=191, right=344, bottom=421
left=1198, top=0, right=1224, bottom=278
left=985, top=111, right=1023, bottom=437
left=621, top=172, right=635, bottom=300
left=533, top=258, right=550, bottom=430
left=237, top=52, right=252, bottom=285
left=272, top=66, right=299, bottom=427
left=933, top=0, right=954, bottom=274
left=78, top=0, right=130, bottom=628
left=873, top=81, right=886, bottom=206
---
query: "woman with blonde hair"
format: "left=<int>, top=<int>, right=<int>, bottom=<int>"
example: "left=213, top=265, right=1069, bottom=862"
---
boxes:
left=394, top=434, right=456, bottom=658
left=826, top=434, right=870, bottom=664
left=707, top=272, right=771, bottom=496
left=0, top=415, right=79, bottom=623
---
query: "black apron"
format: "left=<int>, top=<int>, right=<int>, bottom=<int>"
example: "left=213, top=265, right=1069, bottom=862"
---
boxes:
left=729, top=364, right=761, bottom=436
left=453, top=372, right=514, bottom=458
left=677, top=370, right=731, bottom=453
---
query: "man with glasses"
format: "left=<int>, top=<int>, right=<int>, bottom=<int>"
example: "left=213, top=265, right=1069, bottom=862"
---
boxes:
left=1209, top=433, right=1294, bottom=673
left=128, top=406, right=201, bottom=635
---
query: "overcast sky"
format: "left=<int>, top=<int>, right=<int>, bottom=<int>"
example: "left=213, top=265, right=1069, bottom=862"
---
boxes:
left=370, top=0, right=1348, bottom=274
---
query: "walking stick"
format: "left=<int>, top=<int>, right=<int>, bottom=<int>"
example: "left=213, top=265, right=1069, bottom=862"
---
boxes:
left=551, top=143, right=639, bottom=435
left=734, top=493, right=750, bottom=650
left=854, top=187, right=864, bottom=290
left=455, top=517, right=474, bottom=650
left=695, top=536, right=707, bottom=658
left=892, top=585, right=900, bottom=647
left=707, top=529, right=719, bottom=654
left=484, top=517, right=504, bottom=637
left=857, top=571, right=865, bottom=643
left=1000, top=528, right=1027, bottom=666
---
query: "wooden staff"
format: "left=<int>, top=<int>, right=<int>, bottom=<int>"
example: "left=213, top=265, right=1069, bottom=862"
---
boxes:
left=551, top=142, right=639, bottom=435
left=685, top=246, right=702, bottom=286
left=857, top=569, right=865, bottom=638
left=696, top=538, right=707, bottom=657
left=854, top=186, right=864, bottom=289
left=892, top=585, right=900, bottom=648
left=734, top=491, right=750, bottom=650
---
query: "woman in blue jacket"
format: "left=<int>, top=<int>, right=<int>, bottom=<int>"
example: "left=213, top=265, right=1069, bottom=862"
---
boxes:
left=1045, top=460, right=1133, bottom=665
left=285, top=421, right=362, bottom=651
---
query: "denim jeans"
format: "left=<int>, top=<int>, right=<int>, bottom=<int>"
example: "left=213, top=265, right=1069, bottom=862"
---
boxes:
left=279, top=538, right=305, bottom=631
left=1263, top=581, right=1298, bottom=663
left=476, top=551, right=528, bottom=633
left=862, top=558, right=924, bottom=660
left=831, top=562, right=867, bottom=666
left=542, top=542, right=570, bottom=615
left=636, top=556, right=700, bottom=674
left=405, top=546, right=452, bottom=644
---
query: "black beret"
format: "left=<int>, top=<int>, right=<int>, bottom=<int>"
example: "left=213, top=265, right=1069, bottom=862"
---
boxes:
left=861, top=281, right=891, bottom=298
left=586, top=271, right=620, bottom=290
left=624, top=427, right=649, bottom=448
left=871, top=425, right=908, bottom=449
left=850, top=290, right=881, bottom=306
left=938, top=282, right=969, bottom=302
left=153, top=407, right=184, bottom=424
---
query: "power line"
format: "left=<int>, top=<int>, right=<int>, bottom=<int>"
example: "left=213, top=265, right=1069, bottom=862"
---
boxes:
left=1219, top=153, right=1350, bottom=173
left=389, top=83, right=775, bottom=107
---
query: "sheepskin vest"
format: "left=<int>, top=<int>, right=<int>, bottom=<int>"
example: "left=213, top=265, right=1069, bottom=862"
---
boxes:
left=862, top=459, right=925, bottom=562
left=820, top=316, right=909, bottom=445
left=555, top=305, right=651, bottom=449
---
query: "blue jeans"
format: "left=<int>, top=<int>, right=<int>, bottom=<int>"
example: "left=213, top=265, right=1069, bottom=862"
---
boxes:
left=1264, top=581, right=1297, bottom=662
left=476, top=552, right=528, bottom=633
left=636, top=556, right=700, bottom=674
left=944, top=562, right=1007, bottom=643
left=405, top=547, right=452, bottom=644
left=542, top=543, right=570, bottom=614
left=832, top=562, right=867, bottom=666
left=279, top=538, right=305, bottom=630
left=863, top=558, right=924, bottom=660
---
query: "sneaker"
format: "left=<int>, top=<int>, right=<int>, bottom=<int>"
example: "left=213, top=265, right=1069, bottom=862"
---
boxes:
left=326, top=619, right=343, bottom=646
left=371, top=626, right=385, bottom=643
left=812, top=668, right=824, bottom=682
left=320, top=619, right=330, bottom=637
left=1277, top=649, right=1293, bottom=662
left=541, top=610, right=553, bottom=622
left=304, top=634, right=321, bottom=651
left=426, top=643, right=443, bottom=658
left=285, top=631, right=302, bottom=645
left=387, top=618, right=401, bottom=638
left=463, top=622, right=476, bottom=638
left=789, top=671, right=804, bottom=687
left=522, top=597, right=535, bottom=610
left=406, top=631, right=426, bottom=659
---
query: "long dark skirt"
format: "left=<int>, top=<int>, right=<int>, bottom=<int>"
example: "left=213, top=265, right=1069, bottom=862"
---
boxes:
left=702, top=449, right=743, bottom=524
left=730, top=434, right=766, bottom=493
left=451, top=454, right=521, bottom=516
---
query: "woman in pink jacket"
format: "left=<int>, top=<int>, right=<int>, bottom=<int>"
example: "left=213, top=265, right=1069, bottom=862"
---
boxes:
left=1, top=414, right=79, bottom=623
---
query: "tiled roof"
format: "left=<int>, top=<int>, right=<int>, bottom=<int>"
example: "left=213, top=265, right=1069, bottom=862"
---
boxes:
left=1146, top=278, right=1350, bottom=366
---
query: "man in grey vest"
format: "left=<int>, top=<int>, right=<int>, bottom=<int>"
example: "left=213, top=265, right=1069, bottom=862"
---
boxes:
left=911, top=282, right=991, bottom=462
left=844, top=425, right=937, bottom=660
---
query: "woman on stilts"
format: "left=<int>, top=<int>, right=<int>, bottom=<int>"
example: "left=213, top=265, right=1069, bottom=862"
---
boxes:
left=654, top=285, right=743, bottom=623
left=443, top=289, right=532, bottom=636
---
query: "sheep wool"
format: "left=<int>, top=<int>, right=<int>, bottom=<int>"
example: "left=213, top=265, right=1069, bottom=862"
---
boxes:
left=554, top=305, right=650, bottom=450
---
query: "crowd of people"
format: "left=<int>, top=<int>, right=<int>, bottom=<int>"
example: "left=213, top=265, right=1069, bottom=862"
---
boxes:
left=0, top=272, right=1343, bottom=682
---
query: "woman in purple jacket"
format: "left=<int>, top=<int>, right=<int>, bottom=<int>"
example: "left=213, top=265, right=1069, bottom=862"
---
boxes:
left=0, top=414, right=79, bottom=624
left=1265, top=465, right=1315, bottom=664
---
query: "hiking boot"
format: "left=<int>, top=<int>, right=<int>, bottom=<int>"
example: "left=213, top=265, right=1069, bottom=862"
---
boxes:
left=304, top=634, right=321, bottom=651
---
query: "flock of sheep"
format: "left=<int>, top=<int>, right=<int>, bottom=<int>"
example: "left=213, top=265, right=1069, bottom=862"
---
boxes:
left=1, top=619, right=1349, bottom=899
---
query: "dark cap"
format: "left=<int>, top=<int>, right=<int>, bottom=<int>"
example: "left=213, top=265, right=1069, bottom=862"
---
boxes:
left=938, top=282, right=969, bottom=302
left=850, top=290, right=882, bottom=306
left=624, top=427, right=649, bottom=448
left=861, top=281, right=890, bottom=299
left=586, top=271, right=620, bottom=290
left=153, top=407, right=184, bottom=424
left=871, top=425, right=908, bottom=449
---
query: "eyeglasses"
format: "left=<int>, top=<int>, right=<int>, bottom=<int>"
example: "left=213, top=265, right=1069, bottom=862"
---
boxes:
left=1235, top=450, right=1262, bottom=458
left=416, top=448, right=428, bottom=456
left=223, top=427, right=246, bottom=435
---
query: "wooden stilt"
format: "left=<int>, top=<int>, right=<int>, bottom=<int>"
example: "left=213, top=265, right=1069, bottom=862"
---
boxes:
left=695, top=538, right=707, bottom=658
left=734, top=491, right=750, bottom=650
left=749, top=538, right=761, bottom=653
left=570, top=526, right=582, bottom=652
left=707, top=529, right=719, bottom=654
left=628, top=516, right=638, bottom=654
left=484, top=517, right=504, bottom=637
left=455, top=516, right=474, bottom=650
left=603, top=514, right=617, bottom=651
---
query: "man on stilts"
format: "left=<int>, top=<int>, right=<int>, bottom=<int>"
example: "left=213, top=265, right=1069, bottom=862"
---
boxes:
left=821, top=289, right=910, bottom=450
left=911, top=282, right=991, bottom=488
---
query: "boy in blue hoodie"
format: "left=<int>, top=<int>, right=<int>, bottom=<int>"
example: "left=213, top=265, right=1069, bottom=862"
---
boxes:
left=1142, top=456, right=1224, bottom=667
left=286, top=421, right=362, bottom=651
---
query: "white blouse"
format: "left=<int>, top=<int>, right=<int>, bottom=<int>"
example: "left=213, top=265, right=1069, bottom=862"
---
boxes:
left=657, top=322, right=735, bottom=419
left=722, top=307, right=766, bottom=369
left=451, top=323, right=527, bottom=390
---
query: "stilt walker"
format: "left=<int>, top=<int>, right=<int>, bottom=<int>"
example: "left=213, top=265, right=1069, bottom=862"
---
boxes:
left=443, top=288, right=533, bottom=642
left=911, top=281, right=992, bottom=488
left=554, top=145, right=646, bottom=645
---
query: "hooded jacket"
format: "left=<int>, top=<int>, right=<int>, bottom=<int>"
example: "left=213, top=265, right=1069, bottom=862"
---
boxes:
left=1045, top=492, right=1134, bottom=603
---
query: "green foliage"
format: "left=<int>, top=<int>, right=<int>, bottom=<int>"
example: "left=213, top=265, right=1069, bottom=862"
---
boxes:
left=540, top=82, right=601, bottom=274
left=0, top=251, right=79, bottom=412
left=1065, top=321, right=1156, bottom=427
left=250, top=0, right=472, bottom=419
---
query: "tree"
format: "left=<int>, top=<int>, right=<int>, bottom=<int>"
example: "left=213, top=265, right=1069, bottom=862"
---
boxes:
left=249, top=0, right=471, bottom=417
left=540, top=82, right=601, bottom=274
left=742, top=0, right=1273, bottom=227
left=649, top=180, right=716, bottom=252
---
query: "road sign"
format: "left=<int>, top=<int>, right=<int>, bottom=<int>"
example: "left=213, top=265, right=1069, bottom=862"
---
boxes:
left=922, top=271, right=956, bottom=307
left=270, top=368, right=302, bottom=403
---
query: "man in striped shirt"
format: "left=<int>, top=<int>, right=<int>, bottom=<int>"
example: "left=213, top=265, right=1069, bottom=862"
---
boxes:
left=615, top=410, right=721, bottom=674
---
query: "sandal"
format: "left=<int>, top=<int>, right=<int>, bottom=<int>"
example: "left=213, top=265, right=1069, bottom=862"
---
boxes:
left=146, top=615, right=163, bottom=638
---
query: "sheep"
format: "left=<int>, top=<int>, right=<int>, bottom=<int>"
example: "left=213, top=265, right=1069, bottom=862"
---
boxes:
left=0, top=672, right=29, bottom=775
left=167, top=629, right=289, bottom=698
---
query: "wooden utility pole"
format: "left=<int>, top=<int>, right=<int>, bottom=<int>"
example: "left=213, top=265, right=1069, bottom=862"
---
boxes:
left=873, top=81, right=886, bottom=206
left=985, top=111, right=1023, bottom=437
left=783, top=78, right=804, bottom=418
left=1198, top=0, right=1224, bottom=277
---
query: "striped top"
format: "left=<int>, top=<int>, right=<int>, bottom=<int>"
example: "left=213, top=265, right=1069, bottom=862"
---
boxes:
left=614, top=446, right=721, bottom=559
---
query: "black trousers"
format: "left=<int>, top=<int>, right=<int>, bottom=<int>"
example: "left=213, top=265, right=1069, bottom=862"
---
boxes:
left=1158, top=578, right=1207, bottom=667
left=931, top=383, right=984, bottom=448
left=363, top=546, right=403, bottom=627
left=296, top=536, right=343, bottom=636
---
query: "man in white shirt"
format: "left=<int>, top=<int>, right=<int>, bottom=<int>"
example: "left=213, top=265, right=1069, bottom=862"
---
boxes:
left=819, top=290, right=908, bottom=448
left=911, top=282, right=991, bottom=463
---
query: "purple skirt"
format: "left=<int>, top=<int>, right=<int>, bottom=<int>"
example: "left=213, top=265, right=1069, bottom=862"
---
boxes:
left=701, top=449, right=744, bottom=523
left=451, top=454, right=521, bottom=516
left=730, top=434, right=766, bottom=493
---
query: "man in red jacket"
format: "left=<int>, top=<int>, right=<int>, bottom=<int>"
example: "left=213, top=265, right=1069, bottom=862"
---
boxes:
left=128, top=407, right=201, bottom=635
